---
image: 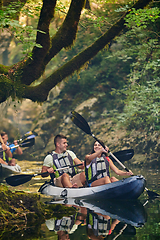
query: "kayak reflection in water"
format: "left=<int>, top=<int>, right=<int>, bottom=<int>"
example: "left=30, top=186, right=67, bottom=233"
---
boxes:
left=45, top=204, right=121, bottom=240
left=45, top=205, right=86, bottom=240
left=81, top=140, right=133, bottom=187
left=86, top=208, right=121, bottom=240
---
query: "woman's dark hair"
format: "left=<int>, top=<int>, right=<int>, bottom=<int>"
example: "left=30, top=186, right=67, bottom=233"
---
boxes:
left=90, top=140, right=107, bottom=156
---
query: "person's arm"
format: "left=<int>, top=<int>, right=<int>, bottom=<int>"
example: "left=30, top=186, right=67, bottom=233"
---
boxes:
left=110, top=219, right=120, bottom=232
left=109, top=158, right=133, bottom=176
left=41, top=165, right=54, bottom=177
left=0, top=158, right=8, bottom=165
left=85, top=148, right=108, bottom=165
left=14, top=140, right=23, bottom=155
left=2, top=144, right=12, bottom=159
left=41, top=154, right=54, bottom=177
left=0, top=135, right=12, bottom=160
left=73, top=157, right=84, bottom=169
left=68, top=150, right=84, bottom=169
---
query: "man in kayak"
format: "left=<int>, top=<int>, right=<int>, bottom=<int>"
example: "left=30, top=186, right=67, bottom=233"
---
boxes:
left=0, top=132, right=23, bottom=166
left=82, top=140, right=133, bottom=187
left=41, top=134, right=85, bottom=188
left=0, top=134, right=13, bottom=165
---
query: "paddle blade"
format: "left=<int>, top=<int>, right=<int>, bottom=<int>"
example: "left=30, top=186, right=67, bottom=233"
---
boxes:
left=18, top=131, right=38, bottom=143
left=70, top=111, right=92, bottom=135
left=19, top=138, right=35, bottom=147
left=110, top=149, right=134, bottom=162
left=146, top=188, right=160, bottom=198
left=5, top=174, right=33, bottom=186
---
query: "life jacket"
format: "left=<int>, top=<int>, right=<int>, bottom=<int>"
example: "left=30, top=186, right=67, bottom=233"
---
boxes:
left=55, top=215, right=76, bottom=232
left=87, top=209, right=111, bottom=236
left=50, top=151, right=77, bottom=178
left=46, top=214, right=77, bottom=233
left=0, top=145, right=9, bottom=162
left=85, top=155, right=110, bottom=185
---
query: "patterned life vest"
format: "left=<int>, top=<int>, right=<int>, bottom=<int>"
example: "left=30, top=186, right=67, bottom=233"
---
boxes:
left=87, top=210, right=111, bottom=236
left=85, top=155, right=110, bottom=184
left=46, top=214, right=77, bottom=233
left=50, top=151, right=77, bottom=178
left=0, top=145, right=9, bottom=162
left=55, top=215, right=76, bottom=232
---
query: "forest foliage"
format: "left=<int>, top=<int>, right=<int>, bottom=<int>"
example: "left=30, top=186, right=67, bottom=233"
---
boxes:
left=0, top=0, right=159, bottom=133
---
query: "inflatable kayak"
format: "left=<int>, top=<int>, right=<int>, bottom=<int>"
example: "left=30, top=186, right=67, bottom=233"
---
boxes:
left=46, top=198, right=147, bottom=228
left=0, top=163, right=21, bottom=182
left=39, top=175, right=146, bottom=200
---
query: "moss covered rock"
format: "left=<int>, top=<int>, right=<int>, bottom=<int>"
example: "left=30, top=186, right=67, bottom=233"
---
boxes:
left=0, top=184, right=76, bottom=225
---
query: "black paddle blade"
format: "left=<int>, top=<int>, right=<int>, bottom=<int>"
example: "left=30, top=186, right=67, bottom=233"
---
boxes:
left=5, top=174, right=33, bottom=186
left=18, top=131, right=38, bottom=143
left=110, top=149, right=134, bottom=162
left=70, top=111, right=92, bottom=135
left=146, top=189, right=160, bottom=198
left=19, top=138, right=35, bottom=147
left=22, top=131, right=38, bottom=140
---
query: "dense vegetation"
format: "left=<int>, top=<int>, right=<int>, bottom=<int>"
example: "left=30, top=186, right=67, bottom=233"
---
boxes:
left=0, top=0, right=154, bottom=103
left=0, top=1, right=159, bottom=164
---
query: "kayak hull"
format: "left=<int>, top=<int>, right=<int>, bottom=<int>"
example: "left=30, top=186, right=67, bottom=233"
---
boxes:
left=0, top=163, right=21, bottom=182
left=46, top=198, right=147, bottom=228
left=39, top=175, right=146, bottom=200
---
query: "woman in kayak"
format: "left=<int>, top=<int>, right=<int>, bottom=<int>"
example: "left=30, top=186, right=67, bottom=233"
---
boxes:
left=83, top=141, right=133, bottom=187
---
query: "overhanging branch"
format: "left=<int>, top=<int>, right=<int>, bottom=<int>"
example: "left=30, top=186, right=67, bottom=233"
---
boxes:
left=44, top=0, right=86, bottom=65
left=21, top=0, right=56, bottom=85
left=22, top=0, right=152, bottom=102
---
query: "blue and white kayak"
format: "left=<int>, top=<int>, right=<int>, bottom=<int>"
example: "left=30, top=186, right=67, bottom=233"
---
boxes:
left=39, top=175, right=146, bottom=200
left=46, top=197, right=147, bottom=228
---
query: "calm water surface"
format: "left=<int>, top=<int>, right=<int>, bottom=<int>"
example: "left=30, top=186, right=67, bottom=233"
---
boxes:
left=1, top=165, right=160, bottom=240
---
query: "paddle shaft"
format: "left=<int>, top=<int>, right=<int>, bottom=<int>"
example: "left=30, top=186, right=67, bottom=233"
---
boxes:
left=39, top=163, right=83, bottom=177
left=5, top=163, right=84, bottom=186
left=70, top=111, right=130, bottom=172
left=92, top=134, right=130, bottom=172
left=0, top=138, right=34, bottom=153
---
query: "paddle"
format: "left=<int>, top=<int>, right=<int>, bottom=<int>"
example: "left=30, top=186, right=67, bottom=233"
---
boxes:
left=0, top=138, right=35, bottom=153
left=17, top=131, right=38, bottom=143
left=5, top=163, right=83, bottom=186
left=109, top=149, right=134, bottom=162
left=70, top=110, right=130, bottom=172
left=70, top=111, right=160, bottom=198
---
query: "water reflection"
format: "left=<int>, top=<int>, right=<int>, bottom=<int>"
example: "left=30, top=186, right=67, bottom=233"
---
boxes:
left=0, top=166, right=159, bottom=239
left=0, top=196, right=159, bottom=240
left=44, top=198, right=147, bottom=240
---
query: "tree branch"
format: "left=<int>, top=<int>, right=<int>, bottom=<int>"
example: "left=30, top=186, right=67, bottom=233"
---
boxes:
left=21, top=0, right=56, bottom=85
left=21, top=0, right=152, bottom=102
left=0, top=0, right=152, bottom=104
left=44, top=0, right=86, bottom=65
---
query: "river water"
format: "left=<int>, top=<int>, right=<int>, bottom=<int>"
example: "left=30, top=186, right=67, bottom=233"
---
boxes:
left=0, top=162, right=160, bottom=240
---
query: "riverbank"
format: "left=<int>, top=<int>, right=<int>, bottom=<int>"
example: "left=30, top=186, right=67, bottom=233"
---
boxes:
left=0, top=184, right=76, bottom=225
